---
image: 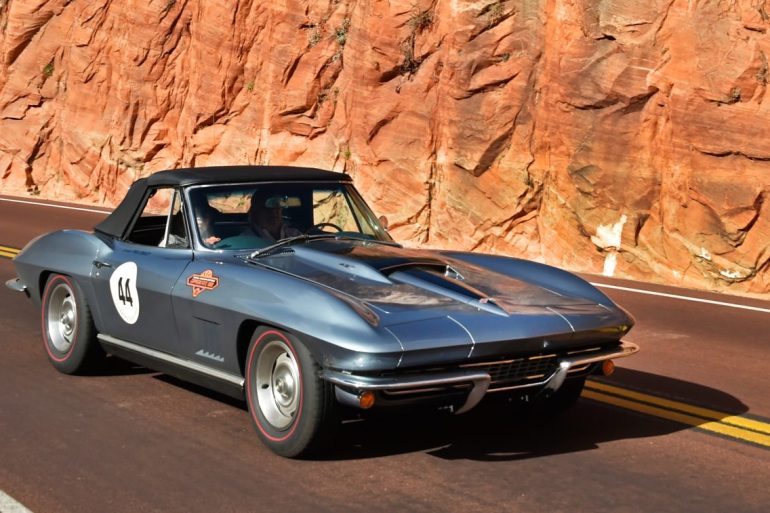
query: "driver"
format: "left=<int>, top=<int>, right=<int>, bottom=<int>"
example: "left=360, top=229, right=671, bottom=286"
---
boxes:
left=244, top=190, right=301, bottom=242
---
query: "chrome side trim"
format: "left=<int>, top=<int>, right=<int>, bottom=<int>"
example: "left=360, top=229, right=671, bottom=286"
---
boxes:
left=97, top=334, right=245, bottom=387
left=5, top=278, right=27, bottom=294
left=319, top=369, right=491, bottom=414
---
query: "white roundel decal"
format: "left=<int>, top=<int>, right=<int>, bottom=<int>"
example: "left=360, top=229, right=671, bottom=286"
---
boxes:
left=109, top=262, right=140, bottom=324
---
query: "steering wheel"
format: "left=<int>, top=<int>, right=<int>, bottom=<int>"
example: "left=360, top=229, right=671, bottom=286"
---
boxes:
left=311, top=222, right=344, bottom=233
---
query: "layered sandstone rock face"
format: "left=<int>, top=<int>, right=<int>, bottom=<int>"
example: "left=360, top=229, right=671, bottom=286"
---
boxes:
left=1, top=0, right=768, bottom=295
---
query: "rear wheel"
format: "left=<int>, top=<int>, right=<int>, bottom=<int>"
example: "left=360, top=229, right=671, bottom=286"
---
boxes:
left=41, top=274, right=104, bottom=374
left=244, top=327, right=335, bottom=457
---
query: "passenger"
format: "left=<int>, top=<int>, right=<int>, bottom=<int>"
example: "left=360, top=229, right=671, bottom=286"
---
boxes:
left=196, top=205, right=221, bottom=247
left=244, top=191, right=301, bottom=242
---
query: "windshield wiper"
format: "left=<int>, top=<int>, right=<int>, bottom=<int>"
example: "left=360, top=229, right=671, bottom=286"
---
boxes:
left=337, top=236, right=402, bottom=247
left=249, top=234, right=336, bottom=258
left=248, top=234, right=402, bottom=259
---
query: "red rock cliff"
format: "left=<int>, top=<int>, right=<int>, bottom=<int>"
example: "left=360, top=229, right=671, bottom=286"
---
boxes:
left=1, top=0, right=769, bottom=295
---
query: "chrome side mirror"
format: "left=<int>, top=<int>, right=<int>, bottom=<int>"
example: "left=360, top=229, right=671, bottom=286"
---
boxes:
left=378, top=215, right=389, bottom=230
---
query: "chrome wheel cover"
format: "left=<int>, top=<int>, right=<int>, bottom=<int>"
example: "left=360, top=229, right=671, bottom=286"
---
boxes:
left=255, top=340, right=300, bottom=430
left=47, top=282, right=77, bottom=353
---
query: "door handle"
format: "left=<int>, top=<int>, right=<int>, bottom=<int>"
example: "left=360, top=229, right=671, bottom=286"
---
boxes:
left=93, top=260, right=112, bottom=269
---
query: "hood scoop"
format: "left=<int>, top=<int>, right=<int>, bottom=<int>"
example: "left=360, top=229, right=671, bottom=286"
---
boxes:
left=378, top=259, right=455, bottom=275
left=388, top=266, right=509, bottom=317
left=379, top=260, right=467, bottom=282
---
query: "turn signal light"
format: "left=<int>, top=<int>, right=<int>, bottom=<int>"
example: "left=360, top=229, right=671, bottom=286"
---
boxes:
left=359, top=391, right=375, bottom=409
left=602, top=359, right=615, bottom=376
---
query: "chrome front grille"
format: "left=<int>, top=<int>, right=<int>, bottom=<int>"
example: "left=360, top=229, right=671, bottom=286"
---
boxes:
left=459, top=346, right=602, bottom=390
left=461, top=355, right=556, bottom=387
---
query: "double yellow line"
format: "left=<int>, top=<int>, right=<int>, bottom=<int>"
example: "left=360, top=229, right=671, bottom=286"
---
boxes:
left=584, top=380, right=770, bottom=448
left=0, top=244, right=20, bottom=259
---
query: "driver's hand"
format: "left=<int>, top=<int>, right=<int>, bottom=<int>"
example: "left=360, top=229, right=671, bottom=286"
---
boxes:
left=206, top=236, right=221, bottom=244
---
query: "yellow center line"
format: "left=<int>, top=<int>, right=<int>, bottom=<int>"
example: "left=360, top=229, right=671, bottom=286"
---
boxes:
left=0, top=250, right=18, bottom=259
left=582, top=389, right=770, bottom=448
left=586, top=380, right=770, bottom=435
left=0, top=244, right=20, bottom=254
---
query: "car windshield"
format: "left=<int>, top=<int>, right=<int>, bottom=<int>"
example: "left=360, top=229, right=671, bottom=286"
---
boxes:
left=187, top=182, right=393, bottom=250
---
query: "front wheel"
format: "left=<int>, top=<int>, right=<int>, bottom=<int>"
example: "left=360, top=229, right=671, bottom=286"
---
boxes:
left=41, top=274, right=104, bottom=374
left=244, top=327, right=335, bottom=457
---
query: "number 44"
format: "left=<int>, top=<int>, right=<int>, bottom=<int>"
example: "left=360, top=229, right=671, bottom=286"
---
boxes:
left=117, top=277, right=133, bottom=306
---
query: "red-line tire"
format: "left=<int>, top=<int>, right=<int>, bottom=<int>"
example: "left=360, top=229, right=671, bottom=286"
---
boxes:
left=41, top=274, right=103, bottom=374
left=244, top=327, right=335, bottom=458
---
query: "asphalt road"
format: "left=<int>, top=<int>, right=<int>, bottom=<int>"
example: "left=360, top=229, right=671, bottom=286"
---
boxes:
left=1, top=196, right=769, bottom=513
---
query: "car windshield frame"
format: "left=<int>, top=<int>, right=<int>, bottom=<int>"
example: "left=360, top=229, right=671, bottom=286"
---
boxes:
left=184, top=181, right=394, bottom=251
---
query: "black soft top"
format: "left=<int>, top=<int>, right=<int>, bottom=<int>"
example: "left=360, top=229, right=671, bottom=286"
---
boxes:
left=95, top=165, right=350, bottom=238
left=147, top=165, right=347, bottom=186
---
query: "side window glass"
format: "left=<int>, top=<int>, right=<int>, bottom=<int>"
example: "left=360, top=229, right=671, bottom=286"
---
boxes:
left=164, top=190, right=188, bottom=248
left=126, top=188, right=187, bottom=248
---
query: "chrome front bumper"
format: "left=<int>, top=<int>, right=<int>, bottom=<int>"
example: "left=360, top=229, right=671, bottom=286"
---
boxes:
left=320, top=341, right=639, bottom=414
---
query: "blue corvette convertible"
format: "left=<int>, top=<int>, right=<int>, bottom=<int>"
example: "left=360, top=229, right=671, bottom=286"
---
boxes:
left=7, top=166, right=638, bottom=457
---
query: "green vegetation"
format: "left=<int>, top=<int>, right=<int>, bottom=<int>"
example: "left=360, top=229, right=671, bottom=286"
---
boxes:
left=308, top=28, right=321, bottom=48
left=757, top=52, right=768, bottom=85
left=245, top=80, right=255, bottom=92
left=335, top=18, right=351, bottom=47
left=407, top=9, right=432, bottom=32
left=43, top=61, right=54, bottom=78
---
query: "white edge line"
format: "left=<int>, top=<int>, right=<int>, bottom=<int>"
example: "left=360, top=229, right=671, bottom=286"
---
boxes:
left=592, top=282, right=770, bottom=314
left=0, top=490, right=33, bottom=513
left=0, top=197, right=110, bottom=215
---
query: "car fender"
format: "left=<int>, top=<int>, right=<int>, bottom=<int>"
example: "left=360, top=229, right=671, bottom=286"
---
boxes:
left=175, top=257, right=403, bottom=375
left=12, top=230, right=103, bottom=309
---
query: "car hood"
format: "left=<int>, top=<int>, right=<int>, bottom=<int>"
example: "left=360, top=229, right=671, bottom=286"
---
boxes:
left=235, top=240, right=630, bottom=361
left=249, top=240, right=604, bottom=317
